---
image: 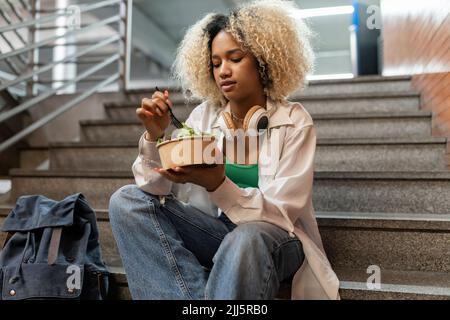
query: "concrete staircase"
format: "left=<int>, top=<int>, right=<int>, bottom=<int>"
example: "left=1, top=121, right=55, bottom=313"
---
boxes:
left=1, top=75, right=450, bottom=299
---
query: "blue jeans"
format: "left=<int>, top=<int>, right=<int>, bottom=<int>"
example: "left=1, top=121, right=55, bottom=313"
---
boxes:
left=108, top=184, right=304, bottom=300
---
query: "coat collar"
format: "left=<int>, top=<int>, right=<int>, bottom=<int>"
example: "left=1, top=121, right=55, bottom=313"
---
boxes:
left=210, top=98, right=294, bottom=130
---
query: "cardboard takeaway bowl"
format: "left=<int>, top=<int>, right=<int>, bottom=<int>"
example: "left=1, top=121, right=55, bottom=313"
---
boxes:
left=156, top=135, right=218, bottom=169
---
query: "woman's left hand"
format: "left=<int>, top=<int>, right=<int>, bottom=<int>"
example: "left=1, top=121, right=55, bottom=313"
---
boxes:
left=154, top=163, right=225, bottom=192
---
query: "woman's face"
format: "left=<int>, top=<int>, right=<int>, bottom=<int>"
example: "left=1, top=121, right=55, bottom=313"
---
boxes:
left=211, top=30, right=264, bottom=102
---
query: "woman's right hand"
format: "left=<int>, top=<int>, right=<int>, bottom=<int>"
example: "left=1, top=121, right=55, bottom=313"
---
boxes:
left=136, top=90, right=173, bottom=141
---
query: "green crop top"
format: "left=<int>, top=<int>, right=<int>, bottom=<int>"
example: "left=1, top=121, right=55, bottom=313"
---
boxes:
left=225, top=158, right=259, bottom=188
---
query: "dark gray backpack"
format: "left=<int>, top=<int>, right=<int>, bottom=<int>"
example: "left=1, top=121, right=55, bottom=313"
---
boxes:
left=0, top=193, right=109, bottom=300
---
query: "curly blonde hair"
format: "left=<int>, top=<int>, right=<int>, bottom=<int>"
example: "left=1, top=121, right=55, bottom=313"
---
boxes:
left=171, top=0, right=315, bottom=107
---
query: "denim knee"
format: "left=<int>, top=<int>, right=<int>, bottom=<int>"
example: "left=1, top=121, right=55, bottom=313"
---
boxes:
left=219, top=222, right=273, bottom=256
left=109, top=184, right=158, bottom=224
left=109, top=184, right=137, bottom=208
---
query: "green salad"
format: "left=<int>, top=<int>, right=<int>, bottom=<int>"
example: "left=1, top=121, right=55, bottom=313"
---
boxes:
left=156, top=122, right=213, bottom=145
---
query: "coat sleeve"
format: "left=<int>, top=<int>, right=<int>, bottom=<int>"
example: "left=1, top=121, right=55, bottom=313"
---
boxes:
left=132, top=108, right=200, bottom=196
left=131, top=131, right=173, bottom=195
left=208, top=124, right=316, bottom=232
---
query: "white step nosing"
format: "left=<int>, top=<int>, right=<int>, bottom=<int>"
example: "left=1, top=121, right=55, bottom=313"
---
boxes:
left=45, top=137, right=447, bottom=149
left=126, top=76, right=412, bottom=89
left=315, top=171, right=450, bottom=180
left=107, top=273, right=450, bottom=296
left=105, top=91, right=421, bottom=108
left=340, top=281, right=450, bottom=296
left=0, top=180, right=12, bottom=194
left=293, top=91, right=420, bottom=100
left=317, top=137, right=447, bottom=145
left=2, top=205, right=450, bottom=224
left=107, top=265, right=125, bottom=275
left=316, top=212, right=450, bottom=222
left=313, top=112, right=431, bottom=120
left=36, top=159, right=50, bottom=171
left=84, top=112, right=432, bottom=125
left=307, top=75, right=411, bottom=85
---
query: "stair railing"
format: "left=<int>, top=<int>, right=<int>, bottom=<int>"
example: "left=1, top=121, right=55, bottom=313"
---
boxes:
left=0, top=0, right=132, bottom=153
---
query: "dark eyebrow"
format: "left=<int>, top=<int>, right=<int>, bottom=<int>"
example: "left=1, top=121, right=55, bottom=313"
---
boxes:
left=211, top=48, right=244, bottom=59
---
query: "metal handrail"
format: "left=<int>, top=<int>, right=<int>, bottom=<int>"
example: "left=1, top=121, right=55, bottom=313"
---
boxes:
left=4, top=0, right=29, bottom=35
left=0, top=12, right=68, bottom=34
left=0, top=54, right=120, bottom=124
left=0, top=0, right=121, bottom=34
left=79, top=0, right=122, bottom=13
left=30, top=0, right=121, bottom=14
left=0, top=69, right=52, bottom=94
left=35, top=76, right=111, bottom=83
left=18, top=0, right=30, bottom=12
left=35, top=24, right=93, bottom=31
left=40, top=39, right=112, bottom=47
left=0, top=35, right=120, bottom=92
left=0, top=74, right=119, bottom=152
left=0, top=0, right=132, bottom=153
left=0, top=31, right=28, bottom=66
left=0, top=1, right=30, bottom=71
left=119, top=0, right=132, bottom=91
left=34, top=58, right=114, bottom=66
left=0, top=52, right=21, bottom=76
left=0, top=9, right=29, bottom=64
left=0, top=15, right=121, bottom=61
left=0, top=70, right=26, bottom=96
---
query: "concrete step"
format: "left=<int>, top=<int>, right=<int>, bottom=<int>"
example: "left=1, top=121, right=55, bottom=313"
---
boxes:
left=104, top=91, right=422, bottom=121
left=2, top=204, right=450, bottom=285
left=127, top=75, right=412, bottom=99
left=106, top=266, right=132, bottom=299
left=80, top=119, right=147, bottom=143
left=101, top=210, right=450, bottom=299
left=336, top=268, right=450, bottom=300
left=80, top=110, right=434, bottom=143
left=299, top=75, right=413, bottom=97
left=104, top=101, right=194, bottom=121
left=19, top=147, right=49, bottom=170
left=313, top=171, right=450, bottom=214
left=3, top=191, right=450, bottom=299
left=45, top=137, right=448, bottom=172
left=48, top=142, right=138, bottom=172
left=318, top=211, right=450, bottom=273
left=6, top=170, right=450, bottom=214
left=297, top=91, right=422, bottom=115
left=313, top=111, right=432, bottom=139
left=119, top=88, right=186, bottom=103
left=80, top=120, right=190, bottom=143
left=315, top=137, right=448, bottom=172
left=105, top=267, right=450, bottom=300
left=7, top=170, right=134, bottom=209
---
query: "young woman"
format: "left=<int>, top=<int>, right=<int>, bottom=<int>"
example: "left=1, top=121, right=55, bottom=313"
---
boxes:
left=109, top=0, right=339, bottom=300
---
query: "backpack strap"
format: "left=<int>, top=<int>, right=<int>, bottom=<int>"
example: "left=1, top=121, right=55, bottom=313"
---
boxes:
left=97, top=273, right=109, bottom=299
left=48, top=227, right=63, bottom=265
left=2, top=232, right=14, bottom=249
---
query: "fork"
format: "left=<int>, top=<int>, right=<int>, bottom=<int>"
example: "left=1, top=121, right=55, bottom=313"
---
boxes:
left=155, top=86, right=183, bottom=129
